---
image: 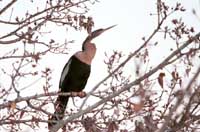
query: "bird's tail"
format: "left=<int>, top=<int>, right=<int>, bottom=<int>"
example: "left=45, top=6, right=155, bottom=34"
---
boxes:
left=48, top=96, right=69, bottom=129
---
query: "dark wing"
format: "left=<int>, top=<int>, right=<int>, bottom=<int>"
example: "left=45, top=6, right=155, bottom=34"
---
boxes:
left=59, top=57, right=72, bottom=88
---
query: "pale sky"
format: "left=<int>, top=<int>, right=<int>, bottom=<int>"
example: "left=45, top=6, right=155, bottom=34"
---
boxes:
left=0, top=0, right=200, bottom=131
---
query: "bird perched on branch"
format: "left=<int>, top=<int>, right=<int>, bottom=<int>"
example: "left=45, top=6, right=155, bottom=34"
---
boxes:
left=48, top=25, right=116, bottom=129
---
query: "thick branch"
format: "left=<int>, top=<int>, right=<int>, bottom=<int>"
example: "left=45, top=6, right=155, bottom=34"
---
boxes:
left=0, top=91, right=85, bottom=109
left=0, top=37, right=22, bottom=44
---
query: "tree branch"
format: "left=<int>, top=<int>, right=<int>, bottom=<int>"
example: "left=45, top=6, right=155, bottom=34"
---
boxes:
left=0, top=91, right=85, bottom=109
left=0, top=0, right=17, bottom=16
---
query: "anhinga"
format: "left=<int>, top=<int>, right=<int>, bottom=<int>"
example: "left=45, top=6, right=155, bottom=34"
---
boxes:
left=48, top=25, right=116, bottom=129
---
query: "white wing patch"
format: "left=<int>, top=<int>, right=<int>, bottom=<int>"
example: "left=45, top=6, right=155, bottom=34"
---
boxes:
left=60, top=59, right=72, bottom=85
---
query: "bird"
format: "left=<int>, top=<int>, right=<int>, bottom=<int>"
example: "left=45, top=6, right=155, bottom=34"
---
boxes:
left=48, top=25, right=116, bottom=129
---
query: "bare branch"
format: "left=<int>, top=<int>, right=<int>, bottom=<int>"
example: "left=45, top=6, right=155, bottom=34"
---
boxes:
left=0, top=91, right=86, bottom=109
left=0, top=0, right=17, bottom=15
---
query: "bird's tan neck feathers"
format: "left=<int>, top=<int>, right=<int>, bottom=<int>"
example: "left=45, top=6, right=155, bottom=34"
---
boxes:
left=75, top=43, right=96, bottom=65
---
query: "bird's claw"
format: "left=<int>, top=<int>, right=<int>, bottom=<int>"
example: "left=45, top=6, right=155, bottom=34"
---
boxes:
left=78, top=91, right=86, bottom=98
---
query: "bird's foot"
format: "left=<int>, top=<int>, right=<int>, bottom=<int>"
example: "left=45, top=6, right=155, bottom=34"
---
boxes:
left=77, top=91, right=86, bottom=98
left=71, top=91, right=86, bottom=98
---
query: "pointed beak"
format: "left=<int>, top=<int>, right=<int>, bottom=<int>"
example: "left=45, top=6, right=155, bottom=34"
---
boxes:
left=103, top=24, right=117, bottom=32
left=88, top=24, right=117, bottom=41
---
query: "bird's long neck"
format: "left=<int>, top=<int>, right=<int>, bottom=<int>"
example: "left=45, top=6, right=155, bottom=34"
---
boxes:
left=82, top=35, right=93, bottom=50
left=77, top=35, right=96, bottom=65
left=85, top=45, right=96, bottom=60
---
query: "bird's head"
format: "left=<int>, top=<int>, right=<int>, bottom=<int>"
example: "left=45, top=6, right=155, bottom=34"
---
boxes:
left=89, top=25, right=117, bottom=39
left=82, top=25, right=117, bottom=51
